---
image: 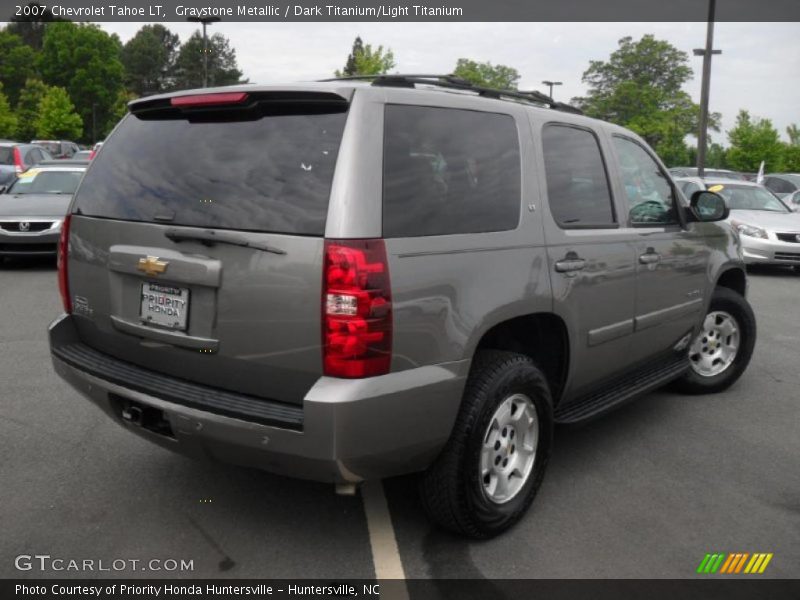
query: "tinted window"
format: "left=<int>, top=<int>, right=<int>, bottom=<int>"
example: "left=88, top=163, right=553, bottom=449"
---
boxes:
left=542, top=125, right=614, bottom=227
left=613, top=136, right=678, bottom=225
left=0, top=147, right=12, bottom=165
left=72, top=109, right=347, bottom=235
left=382, top=105, right=520, bottom=237
left=765, top=177, right=796, bottom=194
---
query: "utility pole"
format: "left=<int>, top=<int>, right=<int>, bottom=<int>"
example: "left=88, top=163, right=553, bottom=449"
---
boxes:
left=694, top=0, right=722, bottom=177
left=187, top=16, right=221, bottom=88
left=542, top=80, right=562, bottom=100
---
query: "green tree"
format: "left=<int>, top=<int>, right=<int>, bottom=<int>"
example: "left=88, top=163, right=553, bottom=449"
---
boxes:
left=0, top=30, right=38, bottom=105
left=38, top=22, right=125, bottom=141
left=726, top=110, right=783, bottom=172
left=338, top=36, right=364, bottom=76
left=0, top=83, right=18, bottom=138
left=6, top=4, right=67, bottom=51
left=787, top=124, right=800, bottom=146
left=122, top=24, right=180, bottom=96
left=572, top=35, right=718, bottom=151
left=780, top=144, right=800, bottom=172
left=14, top=77, right=48, bottom=141
left=334, top=38, right=395, bottom=77
left=452, top=58, right=520, bottom=90
left=33, top=85, right=82, bottom=139
left=173, top=31, right=244, bottom=90
left=706, top=141, right=728, bottom=169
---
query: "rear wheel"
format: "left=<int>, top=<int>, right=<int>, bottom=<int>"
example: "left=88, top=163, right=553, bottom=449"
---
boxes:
left=674, top=287, right=756, bottom=394
left=420, top=350, right=553, bottom=538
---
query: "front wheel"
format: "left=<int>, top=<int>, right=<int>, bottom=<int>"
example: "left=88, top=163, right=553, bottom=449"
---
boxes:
left=674, top=287, right=756, bottom=394
left=419, top=350, right=553, bottom=538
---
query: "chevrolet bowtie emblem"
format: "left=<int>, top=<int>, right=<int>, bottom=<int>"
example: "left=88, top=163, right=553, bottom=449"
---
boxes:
left=137, top=256, right=168, bottom=276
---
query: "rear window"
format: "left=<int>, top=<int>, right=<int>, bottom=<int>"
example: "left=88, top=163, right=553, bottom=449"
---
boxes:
left=382, top=105, right=521, bottom=237
left=8, top=170, right=84, bottom=195
left=0, top=147, right=13, bottom=165
left=35, top=142, right=61, bottom=155
left=72, top=107, right=348, bottom=235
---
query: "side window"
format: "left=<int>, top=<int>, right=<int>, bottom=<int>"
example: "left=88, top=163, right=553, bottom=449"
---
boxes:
left=613, top=136, right=678, bottom=225
left=382, top=105, right=521, bottom=237
left=542, top=124, right=615, bottom=227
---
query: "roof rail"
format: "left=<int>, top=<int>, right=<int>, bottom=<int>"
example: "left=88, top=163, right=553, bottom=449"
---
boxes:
left=319, top=74, right=583, bottom=115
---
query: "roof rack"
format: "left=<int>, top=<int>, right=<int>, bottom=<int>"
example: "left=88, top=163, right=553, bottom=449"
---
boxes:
left=320, top=74, right=583, bottom=115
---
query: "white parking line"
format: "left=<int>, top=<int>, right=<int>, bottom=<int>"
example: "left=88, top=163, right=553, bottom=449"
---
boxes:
left=361, top=480, right=410, bottom=597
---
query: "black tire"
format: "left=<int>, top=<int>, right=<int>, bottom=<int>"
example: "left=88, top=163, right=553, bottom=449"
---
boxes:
left=419, top=350, right=554, bottom=539
left=674, top=287, right=756, bottom=395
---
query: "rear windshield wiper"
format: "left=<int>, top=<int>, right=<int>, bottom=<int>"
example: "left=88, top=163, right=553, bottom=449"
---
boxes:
left=164, top=228, right=286, bottom=255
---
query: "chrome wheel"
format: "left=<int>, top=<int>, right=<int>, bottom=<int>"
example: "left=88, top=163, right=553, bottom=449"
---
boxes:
left=480, top=393, right=538, bottom=504
left=689, top=311, right=740, bottom=377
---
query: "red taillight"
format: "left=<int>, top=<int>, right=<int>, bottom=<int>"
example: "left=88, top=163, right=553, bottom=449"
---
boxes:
left=170, top=92, right=249, bottom=108
left=323, top=239, right=392, bottom=378
left=13, top=147, right=24, bottom=174
left=88, top=150, right=95, bottom=160
left=57, top=215, right=72, bottom=314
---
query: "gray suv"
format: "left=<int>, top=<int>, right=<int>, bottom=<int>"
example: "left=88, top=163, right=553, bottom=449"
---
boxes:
left=49, top=76, right=756, bottom=538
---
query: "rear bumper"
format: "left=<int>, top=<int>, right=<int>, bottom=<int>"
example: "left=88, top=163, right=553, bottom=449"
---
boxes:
left=49, top=314, right=468, bottom=483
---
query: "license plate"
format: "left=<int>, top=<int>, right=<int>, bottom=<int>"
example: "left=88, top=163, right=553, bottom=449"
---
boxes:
left=140, top=282, right=190, bottom=331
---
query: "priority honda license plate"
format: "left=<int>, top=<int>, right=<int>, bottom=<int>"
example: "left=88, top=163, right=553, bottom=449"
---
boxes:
left=140, top=282, right=189, bottom=330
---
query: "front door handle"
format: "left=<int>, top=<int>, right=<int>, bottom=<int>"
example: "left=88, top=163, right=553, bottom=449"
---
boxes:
left=639, top=248, right=661, bottom=265
left=555, top=252, right=586, bottom=275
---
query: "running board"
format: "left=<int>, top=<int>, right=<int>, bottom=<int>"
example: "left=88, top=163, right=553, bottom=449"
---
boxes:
left=554, top=353, right=689, bottom=425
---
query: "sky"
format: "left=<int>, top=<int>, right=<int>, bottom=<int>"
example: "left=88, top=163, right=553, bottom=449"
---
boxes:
left=98, top=21, right=800, bottom=143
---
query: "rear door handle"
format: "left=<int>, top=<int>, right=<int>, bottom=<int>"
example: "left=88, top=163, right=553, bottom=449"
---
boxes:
left=555, top=253, right=586, bottom=275
left=639, top=248, right=661, bottom=265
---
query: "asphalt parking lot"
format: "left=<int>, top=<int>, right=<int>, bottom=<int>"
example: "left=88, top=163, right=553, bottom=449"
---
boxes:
left=1, top=258, right=798, bottom=581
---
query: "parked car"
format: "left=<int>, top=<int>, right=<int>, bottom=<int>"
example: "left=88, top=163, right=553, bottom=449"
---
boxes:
left=88, top=141, right=104, bottom=159
left=0, top=142, right=53, bottom=186
left=762, top=173, right=800, bottom=199
left=0, top=162, right=87, bottom=257
left=49, top=78, right=755, bottom=538
left=32, top=140, right=80, bottom=159
left=676, top=177, right=800, bottom=270
left=783, top=189, right=800, bottom=212
left=669, top=166, right=747, bottom=180
left=73, top=150, right=92, bottom=160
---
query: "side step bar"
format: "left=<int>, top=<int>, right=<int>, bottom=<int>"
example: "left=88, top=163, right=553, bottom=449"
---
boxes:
left=555, top=353, right=689, bottom=425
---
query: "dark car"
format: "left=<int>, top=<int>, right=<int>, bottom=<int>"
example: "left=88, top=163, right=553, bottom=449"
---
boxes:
left=762, top=173, right=800, bottom=199
left=31, top=140, right=81, bottom=159
left=0, top=142, right=53, bottom=186
left=0, top=163, right=86, bottom=258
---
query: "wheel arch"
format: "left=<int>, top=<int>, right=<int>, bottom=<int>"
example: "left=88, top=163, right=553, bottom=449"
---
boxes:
left=715, top=266, right=747, bottom=297
left=472, top=313, right=570, bottom=403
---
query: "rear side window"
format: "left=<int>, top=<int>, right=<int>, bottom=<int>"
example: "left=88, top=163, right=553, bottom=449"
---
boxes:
left=382, top=105, right=521, bottom=237
left=72, top=107, right=348, bottom=235
left=0, top=147, right=12, bottom=165
left=542, top=124, right=615, bottom=227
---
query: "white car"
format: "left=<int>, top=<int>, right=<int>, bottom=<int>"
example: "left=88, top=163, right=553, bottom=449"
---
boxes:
left=676, top=177, right=800, bottom=270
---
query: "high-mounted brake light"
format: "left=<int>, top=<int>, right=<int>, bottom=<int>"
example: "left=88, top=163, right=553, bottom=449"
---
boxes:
left=57, top=214, right=72, bottom=314
left=170, top=92, right=250, bottom=108
left=323, top=239, right=392, bottom=378
left=13, top=147, right=24, bottom=174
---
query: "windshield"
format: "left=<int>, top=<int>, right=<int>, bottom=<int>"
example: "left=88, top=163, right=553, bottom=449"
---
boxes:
left=711, top=183, right=789, bottom=213
left=7, top=170, right=84, bottom=195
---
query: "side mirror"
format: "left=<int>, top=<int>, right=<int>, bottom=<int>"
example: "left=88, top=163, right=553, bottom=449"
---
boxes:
left=689, top=190, right=729, bottom=222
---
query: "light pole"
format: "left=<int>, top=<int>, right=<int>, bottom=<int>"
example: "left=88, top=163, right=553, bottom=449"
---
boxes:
left=187, top=16, right=220, bottom=88
left=542, top=80, right=562, bottom=100
left=694, top=0, right=721, bottom=177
